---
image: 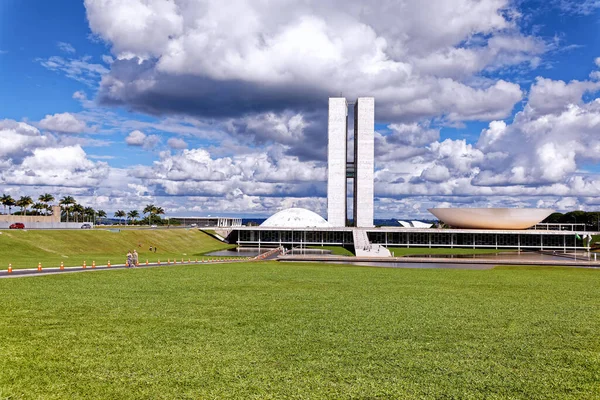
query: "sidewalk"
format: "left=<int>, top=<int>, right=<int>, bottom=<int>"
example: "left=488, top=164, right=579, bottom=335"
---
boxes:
left=0, top=257, right=253, bottom=279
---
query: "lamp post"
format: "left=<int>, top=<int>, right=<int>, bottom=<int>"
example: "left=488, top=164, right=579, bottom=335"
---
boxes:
left=93, top=190, right=97, bottom=227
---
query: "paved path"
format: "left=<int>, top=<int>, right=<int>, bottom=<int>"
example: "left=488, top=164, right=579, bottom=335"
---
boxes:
left=0, top=258, right=250, bottom=279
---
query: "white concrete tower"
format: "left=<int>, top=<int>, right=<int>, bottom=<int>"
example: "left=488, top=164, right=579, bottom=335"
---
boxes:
left=327, top=97, right=348, bottom=227
left=353, top=97, right=375, bottom=228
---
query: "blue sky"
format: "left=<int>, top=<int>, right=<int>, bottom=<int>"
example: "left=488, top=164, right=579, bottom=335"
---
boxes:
left=1, top=0, right=600, bottom=218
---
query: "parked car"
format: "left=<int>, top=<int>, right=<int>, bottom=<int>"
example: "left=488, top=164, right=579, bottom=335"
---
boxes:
left=81, top=223, right=92, bottom=229
left=150, top=224, right=158, bottom=228
left=9, top=223, right=25, bottom=229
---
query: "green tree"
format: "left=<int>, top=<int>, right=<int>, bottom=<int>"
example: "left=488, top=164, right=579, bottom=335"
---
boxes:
left=16, top=196, right=33, bottom=215
left=39, top=193, right=55, bottom=215
left=32, top=202, right=46, bottom=215
left=588, top=211, right=600, bottom=231
left=154, top=207, right=165, bottom=225
left=143, top=204, right=155, bottom=223
left=97, top=209, right=107, bottom=224
left=84, top=207, right=96, bottom=223
left=72, top=204, right=85, bottom=223
left=59, top=196, right=76, bottom=222
left=114, top=210, right=126, bottom=225
left=127, top=210, right=140, bottom=225
left=542, top=212, right=563, bottom=224
left=1, top=194, right=15, bottom=215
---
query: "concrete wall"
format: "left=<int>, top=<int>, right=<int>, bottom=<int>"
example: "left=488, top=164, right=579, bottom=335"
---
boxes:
left=0, top=206, right=84, bottom=229
left=327, top=97, right=348, bottom=227
left=353, top=97, right=374, bottom=228
left=0, top=222, right=83, bottom=229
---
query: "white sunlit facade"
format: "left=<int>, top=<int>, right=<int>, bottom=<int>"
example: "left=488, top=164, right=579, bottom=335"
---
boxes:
left=327, top=97, right=374, bottom=228
left=327, top=98, right=348, bottom=228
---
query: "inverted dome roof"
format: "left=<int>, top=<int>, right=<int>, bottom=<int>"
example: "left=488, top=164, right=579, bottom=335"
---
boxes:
left=428, top=208, right=554, bottom=230
left=261, top=208, right=331, bottom=228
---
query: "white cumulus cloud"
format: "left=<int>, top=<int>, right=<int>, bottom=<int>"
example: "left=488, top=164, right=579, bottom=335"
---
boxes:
left=125, top=130, right=159, bottom=149
left=167, top=137, right=188, bottom=149
left=39, top=112, right=87, bottom=134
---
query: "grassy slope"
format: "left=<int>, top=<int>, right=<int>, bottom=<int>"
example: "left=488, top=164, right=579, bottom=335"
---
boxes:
left=0, top=229, right=234, bottom=269
left=0, top=263, right=598, bottom=399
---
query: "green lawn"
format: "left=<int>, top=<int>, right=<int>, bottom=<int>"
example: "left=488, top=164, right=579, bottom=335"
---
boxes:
left=0, top=229, right=234, bottom=269
left=0, top=263, right=598, bottom=399
left=390, top=247, right=514, bottom=257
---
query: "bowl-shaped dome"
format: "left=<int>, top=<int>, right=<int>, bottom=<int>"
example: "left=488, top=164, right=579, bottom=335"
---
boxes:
left=428, top=208, right=554, bottom=230
left=261, top=208, right=331, bottom=228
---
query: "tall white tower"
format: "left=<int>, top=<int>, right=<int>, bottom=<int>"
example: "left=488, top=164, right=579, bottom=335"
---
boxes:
left=327, top=98, right=348, bottom=228
left=327, top=96, right=374, bottom=228
left=353, top=97, right=375, bottom=228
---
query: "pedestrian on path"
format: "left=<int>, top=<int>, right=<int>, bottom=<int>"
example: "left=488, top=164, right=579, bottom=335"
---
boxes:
left=126, top=250, right=133, bottom=268
left=133, top=250, right=139, bottom=267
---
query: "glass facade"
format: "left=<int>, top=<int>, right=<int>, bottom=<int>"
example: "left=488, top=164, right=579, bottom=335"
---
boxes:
left=236, top=229, right=582, bottom=251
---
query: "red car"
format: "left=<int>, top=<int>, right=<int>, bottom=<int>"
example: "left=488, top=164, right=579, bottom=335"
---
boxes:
left=9, top=223, right=25, bottom=229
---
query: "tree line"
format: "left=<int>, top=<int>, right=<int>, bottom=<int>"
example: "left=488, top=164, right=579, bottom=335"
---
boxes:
left=113, top=204, right=166, bottom=225
left=1, top=193, right=167, bottom=225
left=1, top=193, right=56, bottom=216
left=542, top=211, right=600, bottom=230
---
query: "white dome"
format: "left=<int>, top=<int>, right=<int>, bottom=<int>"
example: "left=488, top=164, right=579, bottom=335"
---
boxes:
left=261, top=208, right=331, bottom=228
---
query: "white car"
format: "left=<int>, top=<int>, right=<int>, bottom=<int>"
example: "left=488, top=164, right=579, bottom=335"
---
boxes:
left=150, top=224, right=158, bottom=228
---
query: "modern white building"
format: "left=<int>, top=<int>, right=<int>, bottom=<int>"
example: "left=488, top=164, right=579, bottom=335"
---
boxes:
left=228, top=96, right=595, bottom=256
left=327, top=97, right=374, bottom=228
left=327, top=98, right=348, bottom=228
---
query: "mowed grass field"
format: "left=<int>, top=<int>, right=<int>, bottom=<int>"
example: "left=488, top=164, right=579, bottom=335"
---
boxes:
left=0, top=263, right=598, bottom=399
left=0, top=229, right=234, bottom=269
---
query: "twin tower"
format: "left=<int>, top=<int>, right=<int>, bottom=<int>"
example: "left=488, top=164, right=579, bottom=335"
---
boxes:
left=327, top=97, right=374, bottom=228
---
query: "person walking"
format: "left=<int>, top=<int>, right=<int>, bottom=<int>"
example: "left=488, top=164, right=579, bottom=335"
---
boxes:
left=133, top=250, right=139, bottom=267
left=126, top=250, right=133, bottom=268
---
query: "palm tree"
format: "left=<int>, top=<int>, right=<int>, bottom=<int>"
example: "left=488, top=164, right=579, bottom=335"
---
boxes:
left=32, top=202, right=46, bottom=215
left=39, top=193, right=55, bottom=215
left=154, top=207, right=165, bottom=224
left=59, top=196, right=76, bottom=222
left=4, top=196, right=16, bottom=215
left=1, top=194, right=15, bottom=215
left=114, top=210, right=126, bottom=225
left=127, top=210, right=140, bottom=225
left=72, top=204, right=84, bottom=223
left=97, top=209, right=107, bottom=224
left=84, top=207, right=96, bottom=223
left=143, top=204, right=155, bottom=222
left=16, top=196, right=33, bottom=215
